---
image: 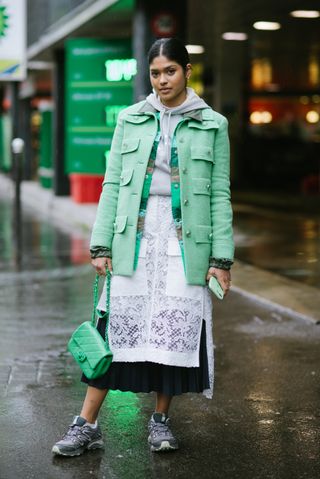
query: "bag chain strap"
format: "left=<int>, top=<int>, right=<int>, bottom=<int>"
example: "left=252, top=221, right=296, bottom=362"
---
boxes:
left=92, top=270, right=111, bottom=345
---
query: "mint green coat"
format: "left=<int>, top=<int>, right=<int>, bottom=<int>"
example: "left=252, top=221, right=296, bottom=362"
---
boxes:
left=91, top=100, right=234, bottom=285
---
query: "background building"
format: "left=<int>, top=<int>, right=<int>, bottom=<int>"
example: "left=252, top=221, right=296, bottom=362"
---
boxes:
left=1, top=0, right=320, bottom=201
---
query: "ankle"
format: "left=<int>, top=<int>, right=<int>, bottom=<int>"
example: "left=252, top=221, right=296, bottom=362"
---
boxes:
left=80, top=414, right=97, bottom=424
left=154, top=410, right=169, bottom=417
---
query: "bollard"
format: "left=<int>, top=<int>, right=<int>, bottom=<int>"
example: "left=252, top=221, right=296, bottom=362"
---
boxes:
left=11, top=138, right=25, bottom=269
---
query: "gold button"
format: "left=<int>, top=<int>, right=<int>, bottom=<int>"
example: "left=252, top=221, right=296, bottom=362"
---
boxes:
left=184, top=199, right=189, bottom=205
left=186, top=230, right=191, bottom=237
left=182, top=167, right=187, bottom=174
left=208, top=232, right=213, bottom=239
left=145, top=174, right=148, bottom=179
left=206, top=184, right=211, bottom=189
left=174, top=183, right=179, bottom=189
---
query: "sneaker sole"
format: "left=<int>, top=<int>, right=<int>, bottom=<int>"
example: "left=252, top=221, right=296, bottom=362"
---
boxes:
left=52, top=439, right=104, bottom=457
left=149, top=440, right=179, bottom=452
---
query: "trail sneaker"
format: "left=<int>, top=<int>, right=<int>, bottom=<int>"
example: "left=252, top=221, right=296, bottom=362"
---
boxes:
left=148, top=412, right=179, bottom=452
left=52, top=415, right=104, bottom=457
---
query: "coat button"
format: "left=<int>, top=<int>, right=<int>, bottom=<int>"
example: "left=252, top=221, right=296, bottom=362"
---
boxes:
left=120, top=175, right=123, bottom=180
left=208, top=232, right=213, bottom=239
left=206, top=184, right=211, bottom=190
left=145, top=174, right=148, bottom=179
left=182, top=167, right=188, bottom=174
left=185, top=230, right=191, bottom=237
left=179, top=138, right=184, bottom=143
left=184, top=199, right=189, bottom=206
left=174, top=183, right=179, bottom=189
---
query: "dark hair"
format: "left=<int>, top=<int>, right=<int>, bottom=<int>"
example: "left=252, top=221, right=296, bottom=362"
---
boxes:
left=148, top=38, right=190, bottom=71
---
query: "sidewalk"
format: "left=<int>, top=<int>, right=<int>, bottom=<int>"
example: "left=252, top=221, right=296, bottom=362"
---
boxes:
left=1, top=173, right=320, bottom=323
left=1, top=173, right=320, bottom=478
left=1, top=264, right=320, bottom=479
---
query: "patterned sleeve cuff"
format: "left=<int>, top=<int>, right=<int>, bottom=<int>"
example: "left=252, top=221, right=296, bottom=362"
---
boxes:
left=90, top=246, right=112, bottom=259
left=209, top=257, right=233, bottom=270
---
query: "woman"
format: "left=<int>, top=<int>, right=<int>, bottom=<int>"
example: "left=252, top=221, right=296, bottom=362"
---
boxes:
left=52, top=37, right=234, bottom=457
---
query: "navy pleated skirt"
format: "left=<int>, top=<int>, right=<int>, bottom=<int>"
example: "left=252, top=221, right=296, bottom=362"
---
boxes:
left=81, top=317, right=210, bottom=396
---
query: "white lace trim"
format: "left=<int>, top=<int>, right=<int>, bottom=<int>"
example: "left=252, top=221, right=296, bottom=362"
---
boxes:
left=98, top=195, right=214, bottom=399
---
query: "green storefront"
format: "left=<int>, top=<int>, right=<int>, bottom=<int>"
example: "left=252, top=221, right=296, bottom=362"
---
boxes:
left=65, top=38, right=136, bottom=202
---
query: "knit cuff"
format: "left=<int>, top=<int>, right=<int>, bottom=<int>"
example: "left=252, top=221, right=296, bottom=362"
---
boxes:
left=209, top=257, right=233, bottom=270
left=90, top=246, right=112, bottom=259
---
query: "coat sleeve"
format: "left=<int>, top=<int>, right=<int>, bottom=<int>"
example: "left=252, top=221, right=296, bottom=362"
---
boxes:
left=210, top=117, right=235, bottom=261
left=90, top=113, right=125, bottom=250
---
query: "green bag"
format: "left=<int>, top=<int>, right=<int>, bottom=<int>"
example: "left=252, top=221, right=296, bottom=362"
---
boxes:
left=68, top=271, right=113, bottom=379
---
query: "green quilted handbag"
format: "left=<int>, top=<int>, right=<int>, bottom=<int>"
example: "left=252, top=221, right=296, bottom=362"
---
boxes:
left=68, top=271, right=113, bottom=379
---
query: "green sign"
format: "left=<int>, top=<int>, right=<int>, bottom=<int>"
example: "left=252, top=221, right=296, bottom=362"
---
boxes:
left=65, top=39, right=136, bottom=174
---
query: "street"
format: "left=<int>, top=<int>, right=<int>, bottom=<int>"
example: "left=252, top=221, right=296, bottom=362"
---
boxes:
left=0, top=198, right=319, bottom=479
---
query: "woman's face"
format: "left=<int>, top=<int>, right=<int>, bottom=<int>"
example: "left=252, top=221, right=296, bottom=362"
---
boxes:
left=149, top=55, right=191, bottom=107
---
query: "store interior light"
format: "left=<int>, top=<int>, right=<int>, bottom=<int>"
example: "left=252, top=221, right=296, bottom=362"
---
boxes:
left=306, top=110, right=319, bottom=123
left=185, top=44, right=205, bottom=54
left=250, top=111, right=273, bottom=124
left=290, top=10, right=320, bottom=18
left=222, top=32, right=248, bottom=41
left=253, top=21, right=281, bottom=30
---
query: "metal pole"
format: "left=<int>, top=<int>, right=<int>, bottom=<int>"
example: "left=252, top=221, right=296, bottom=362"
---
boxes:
left=12, top=138, right=24, bottom=270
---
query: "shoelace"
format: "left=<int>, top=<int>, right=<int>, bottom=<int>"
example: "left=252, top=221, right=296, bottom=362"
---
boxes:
left=151, top=422, right=172, bottom=438
left=63, top=424, right=92, bottom=443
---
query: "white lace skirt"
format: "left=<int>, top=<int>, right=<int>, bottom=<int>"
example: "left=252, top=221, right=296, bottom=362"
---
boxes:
left=98, top=194, right=214, bottom=398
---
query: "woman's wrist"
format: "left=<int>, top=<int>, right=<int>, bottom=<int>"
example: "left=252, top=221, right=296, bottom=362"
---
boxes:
left=90, top=246, right=112, bottom=259
left=209, top=257, right=233, bottom=271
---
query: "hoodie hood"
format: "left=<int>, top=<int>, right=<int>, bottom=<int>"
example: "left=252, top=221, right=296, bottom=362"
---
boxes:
left=146, top=86, right=209, bottom=115
left=146, top=87, right=210, bottom=163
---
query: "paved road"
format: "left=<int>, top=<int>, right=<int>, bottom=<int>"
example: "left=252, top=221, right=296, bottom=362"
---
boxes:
left=234, top=204, right=320, bottom=288
left=0, top=199, right=320, bottom=479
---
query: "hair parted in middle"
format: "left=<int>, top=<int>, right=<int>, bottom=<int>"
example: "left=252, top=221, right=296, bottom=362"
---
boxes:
left=147, top=38, right=190, bottom=71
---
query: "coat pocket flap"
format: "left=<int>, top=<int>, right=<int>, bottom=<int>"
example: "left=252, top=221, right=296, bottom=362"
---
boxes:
left=124, top=115, right=151, bottom=125
left=188, top=119, right=219, bottom=130
left=113, top=215, right=128, bottom=233
left=195, top=225, right=213, bottom=243
left=120, top=167, right=134, bottom=186
left=167, top=237, right=182, bottom=256
left=191, top=145, right=214, bottom=162
left=192, top=177, right=212, bottom=195
left=121, top=138, right=140, bottom=154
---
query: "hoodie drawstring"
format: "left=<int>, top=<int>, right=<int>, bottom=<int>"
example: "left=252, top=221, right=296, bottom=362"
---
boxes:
left=160, top=109, right=173, bottom=165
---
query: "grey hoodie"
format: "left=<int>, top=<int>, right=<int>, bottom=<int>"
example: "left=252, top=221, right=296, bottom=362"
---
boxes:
left=146, top=87, right=209, bottom=195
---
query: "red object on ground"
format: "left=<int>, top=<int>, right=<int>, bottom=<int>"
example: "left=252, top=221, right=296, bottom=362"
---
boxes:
left=69, top=173, right=104, bottom=203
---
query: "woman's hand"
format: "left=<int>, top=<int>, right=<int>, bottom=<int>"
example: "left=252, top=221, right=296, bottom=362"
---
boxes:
left=206, top=267, right=231, bottom=296
left=91, top=257, right=113, bottom=276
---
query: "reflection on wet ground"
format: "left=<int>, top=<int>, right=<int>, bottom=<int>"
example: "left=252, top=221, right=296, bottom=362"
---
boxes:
left=0, top=198, right=320, bottom=478
left=0, top=198, right=90, bottom=272
left=234, top=205, right=320, bottom=287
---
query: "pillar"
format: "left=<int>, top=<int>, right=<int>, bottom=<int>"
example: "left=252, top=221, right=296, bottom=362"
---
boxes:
left=52, top=49, right=69, bottom=196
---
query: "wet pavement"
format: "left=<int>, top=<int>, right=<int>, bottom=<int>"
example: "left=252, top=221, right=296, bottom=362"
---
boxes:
left=0, top=199, right=320, bottom=478
left=234, top=204, right=320, bottom=288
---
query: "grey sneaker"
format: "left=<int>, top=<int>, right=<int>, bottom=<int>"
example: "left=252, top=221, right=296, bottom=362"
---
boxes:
left=148, top=412, right=179, bottom=452
left=52, top=416, right=104, bottom=457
